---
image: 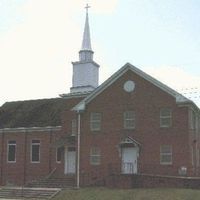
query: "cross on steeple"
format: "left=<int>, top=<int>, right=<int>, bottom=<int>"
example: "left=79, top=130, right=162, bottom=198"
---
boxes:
left=85, top=3, right=90, bottom=14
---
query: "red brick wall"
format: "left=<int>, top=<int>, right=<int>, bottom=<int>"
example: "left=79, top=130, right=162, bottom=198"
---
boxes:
left=76, top=70, right=192, bottom=184
left=106, top=174, right=200, bottom=189
left=0, top=130, right=61, bottom=186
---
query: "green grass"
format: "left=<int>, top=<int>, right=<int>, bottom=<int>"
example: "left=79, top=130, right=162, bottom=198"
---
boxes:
left=53, top=187, right=200, bottom=200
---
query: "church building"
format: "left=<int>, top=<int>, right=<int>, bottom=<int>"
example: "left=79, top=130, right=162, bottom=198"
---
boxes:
left=0, top=6, right=200, bottom=188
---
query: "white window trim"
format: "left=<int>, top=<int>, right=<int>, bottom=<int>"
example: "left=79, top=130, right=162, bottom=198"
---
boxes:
left=90, top=113, right=101, bottom=131
left=7, top=141, right=16, bottom=163
left=71, top=119, right=77, bottom=136
left=160, top=145, right=172, bottom=165
left=31, top=140, right=40, bottom=163
left=124, top=111, right=135, bottom=129
left=160, top=108, right=172, bottom=128
left=90, top=148, right=101, bottom=165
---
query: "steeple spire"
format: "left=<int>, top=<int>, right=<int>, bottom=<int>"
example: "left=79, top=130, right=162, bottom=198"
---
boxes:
left=81, top=4, right=92, bottom=51
left=79, top=4, right=94, bottom=62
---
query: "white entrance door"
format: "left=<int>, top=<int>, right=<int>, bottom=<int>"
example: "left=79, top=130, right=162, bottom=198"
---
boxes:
left=64, top=147, right=76, bottom=174
left=122, top=147, right=138, bottom=174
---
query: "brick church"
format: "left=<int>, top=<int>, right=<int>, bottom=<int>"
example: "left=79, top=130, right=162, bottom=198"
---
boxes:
left=0, top=7, right=199, bottom=188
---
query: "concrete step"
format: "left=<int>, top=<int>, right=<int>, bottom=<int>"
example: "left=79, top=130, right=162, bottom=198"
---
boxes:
left=0, top=187, right=60, bottom=199
left=27, top=176, right=76, bottom=188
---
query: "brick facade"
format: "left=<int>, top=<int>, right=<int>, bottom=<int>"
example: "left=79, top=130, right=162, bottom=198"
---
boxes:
left=72, top=69, right=200, bottom=186
left=0, top=64, right=199, bottom=187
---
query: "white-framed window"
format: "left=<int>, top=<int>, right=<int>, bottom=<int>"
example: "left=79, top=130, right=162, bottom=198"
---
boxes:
left=90, top=112, right=101, bottom=131
left=160, top=145, right=172, bottom=165
left=124, top=111, right=135, bottom=129
left=7, top=141, right=16, bottom=163
left=31, top=140, right=40, bottom=163
left=90, top=147, right=101, bottom=165
left=56, top=147, right=62, bottom=163
left=160, top=108, right=172, bottom=127
left=71, top=119, right=77, bottom=136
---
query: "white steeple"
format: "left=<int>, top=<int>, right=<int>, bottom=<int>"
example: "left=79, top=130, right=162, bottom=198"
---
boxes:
left=70, top=4, right=100, bottom=94
left=79, top=4, right=94, bottom=62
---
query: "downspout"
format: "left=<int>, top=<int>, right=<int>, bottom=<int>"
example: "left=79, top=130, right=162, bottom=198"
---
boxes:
left=77, top=112, right=81, bottom=188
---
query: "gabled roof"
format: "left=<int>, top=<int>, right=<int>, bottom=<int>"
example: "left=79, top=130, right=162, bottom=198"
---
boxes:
left=0, top=97, right=82, bottom=129
left=73, top=62, right=194, bottom=111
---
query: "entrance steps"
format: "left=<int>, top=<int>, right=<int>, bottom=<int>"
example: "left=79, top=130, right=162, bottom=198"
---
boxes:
left=0, top=187, right=60, bottom=199
left=27, top=175, right=76, bottom=188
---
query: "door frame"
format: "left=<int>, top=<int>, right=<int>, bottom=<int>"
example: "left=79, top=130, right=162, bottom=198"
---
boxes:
left=121, top=147, right=138, bottom=174
left=64, top=147, right=76, bottom=174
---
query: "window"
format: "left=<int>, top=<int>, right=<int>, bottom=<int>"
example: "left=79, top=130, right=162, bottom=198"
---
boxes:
left=71, top=119, right=77, bottom=136
left=160, top=108, right=172, bottom=127
left=197, top=149, right=199, bottom=167
left=7, top=141, right=16, bottom=163
left=191, top=146, right=194, bottom=166
left=160, top=145, right=172, bottom=165
left=190, top=110, right=196, bottom=130
left=56, top=147, right=62, bottom=163
left=124, top=111, right=135, bottom=129
left=90, top=113, right=101, bottom=131
left=31, top=140, right=40, bottom=163
left=90, top=147, right=101, bottom=165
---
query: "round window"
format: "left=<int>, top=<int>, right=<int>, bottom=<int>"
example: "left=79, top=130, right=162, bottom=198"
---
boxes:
left=123, top=80, right=135, bottom=92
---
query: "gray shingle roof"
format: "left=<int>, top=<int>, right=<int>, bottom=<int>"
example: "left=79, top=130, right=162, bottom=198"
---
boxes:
left=0, top=97, right=82, bottom=128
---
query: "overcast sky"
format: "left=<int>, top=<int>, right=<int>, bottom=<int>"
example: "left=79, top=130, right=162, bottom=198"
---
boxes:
left=0, top=0, right=200, bottom=107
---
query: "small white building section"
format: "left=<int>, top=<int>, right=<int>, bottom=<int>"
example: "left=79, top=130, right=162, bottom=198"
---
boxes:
left=70, top=5, right=100, bottom=94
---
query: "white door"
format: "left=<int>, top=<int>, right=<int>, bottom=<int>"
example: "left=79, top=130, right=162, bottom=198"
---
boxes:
left=65, top=147, right=76, bottom=174
left=122, top=147, right=138, bottom=174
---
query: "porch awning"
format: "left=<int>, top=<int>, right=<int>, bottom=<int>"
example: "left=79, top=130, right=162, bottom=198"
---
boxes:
left=119, top=136, right=141, bottom=148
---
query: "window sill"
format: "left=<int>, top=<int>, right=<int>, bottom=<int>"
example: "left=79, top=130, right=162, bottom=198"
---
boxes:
left=160, top=163, right=172, bottom=165
left=7, top=161, right=16, bottom=163
left=124, top=127, right=135, bottom=130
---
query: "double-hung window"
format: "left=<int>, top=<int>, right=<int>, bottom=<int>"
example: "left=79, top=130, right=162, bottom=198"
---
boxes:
left=90, top=112, right=101, bottom=131
left=160, top=108, right=172, bottom=127
left=7, top=141, right=16, bottom=163
left=90, top=147, right=101, bottom=165
left=160, top=145, right=172, bottom=165
left=124, top=111, right=135, bottom=129
left=31, top=140, right=40, bottom=163
left=71, top=119, right=77, bottom=136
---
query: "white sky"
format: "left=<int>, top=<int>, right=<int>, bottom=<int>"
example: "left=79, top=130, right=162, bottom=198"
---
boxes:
left=0, top=0, right=199, bottom=107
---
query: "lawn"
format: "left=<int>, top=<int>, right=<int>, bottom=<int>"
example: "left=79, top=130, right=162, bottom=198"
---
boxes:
left=53, top=187, right=200, bottom=200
